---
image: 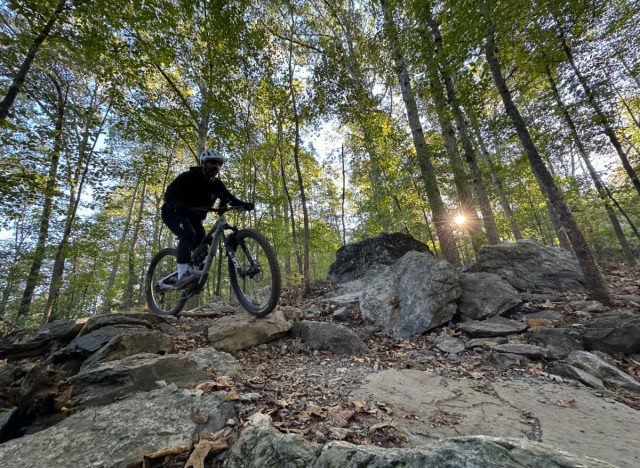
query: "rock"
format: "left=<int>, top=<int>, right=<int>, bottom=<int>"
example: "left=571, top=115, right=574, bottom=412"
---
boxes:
left=327, top=232, right=430, bottom=283
left=331, top=307, right=350, bottom=321
left=520, top=293, right=563, bottom=303
left=492, top=351, right=525, bottom=368
left=491, top=343, right=549, bottom=358
left=465, top=337, right=508, bottom=348
left=434, top=335, right=465, bottom=354
left=0, top=385, right=234, bottom=467
left=457, top=272, right=521, bottom=320
left=474, top=240, right=584, bottom=291
left=302, top=302, right=322, bottom=318
left=551, top=363, right=605, bottom=389
left=207, top=310, right=292, bottom=352
left=51, top=324, right=151, bottom=364
left=570, top=300, right=606, bottom=313
left=226, top=422, right=612, bottom=468
left=582, top=310, right=640, bottom=355
left=615, top=294, right=640, bottom=305
left=69, top=353, right=215, bottom=408
left=280, top=306, right=303, bottom=322
left=457, top=317, right=527, bottom=337
left=76, top=312, right=165, bottom=337
left=360, top=251, right=461, bottom=339
left=181, top=301, right=235, bottom=317
left=185, top=347, right=243, bottom=378
left=0, top=407, right=18, bottom=443
left=526, top=328, right=583, bottom=358
left=324, top=292, right=361, bottom=307
left=566, top=351, right=640, bottom=393
left=523, top=310, right=565, bottom=321
left=290, top=321, right=368, bottom=355
left=351, top=369, right=638, bottom=467
left=0, top=319, right=86, bottom=361
left=80, top=330, right=175, bottom=371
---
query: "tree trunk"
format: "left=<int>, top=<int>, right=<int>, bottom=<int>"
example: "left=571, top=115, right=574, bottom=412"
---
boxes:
left=423, top=1, right=500, bottom=245
left=485, top=18, right=610, bottom=304
left=0, top=0, right=67, bottom=119
left=558, top=31, right=640, bottom=198
left=381, top=0, right=460, bottom=265
left=124, top=171, right=148, bottom=308
left=103, top=174, right=142, bottom=312
left=468, top=112, right=523, bottom=240
left=341, top=144, right=347, bottom=246
left=287, top=51, right=311, bottom=294
left=17, top=76, right=67, bottom=317
left=546, top=65, right=636, bottom=264
left=546, top=200, right=573, bottom=251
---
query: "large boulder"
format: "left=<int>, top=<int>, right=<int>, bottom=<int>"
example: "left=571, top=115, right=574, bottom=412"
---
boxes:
left=473, top=240, right=584, bottom=291
left=327, top=232, right=430, bottom=283
left=207, top=310, right=292, bottom=352
left=360, top=251, right=461, bottom=339
left=225, top=419, right=612, bottom=468
left=0, top=385, right=234, bottom=468
left=290, top=321, right=369, bottom=355
left=582, top=310, right=640, bottom=355
left=457, top=272, right=521, bottom=320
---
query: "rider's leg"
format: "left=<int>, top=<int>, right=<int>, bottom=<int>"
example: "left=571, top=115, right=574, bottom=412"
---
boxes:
left=162, top=213, right=198, bottom=278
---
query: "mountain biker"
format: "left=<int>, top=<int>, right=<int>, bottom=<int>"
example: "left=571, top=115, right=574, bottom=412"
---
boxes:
left=161, top=149, right=254, bottom=288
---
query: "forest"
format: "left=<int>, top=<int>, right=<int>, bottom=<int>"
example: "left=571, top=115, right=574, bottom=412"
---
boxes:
left=0, top=0, right=639, bottom=327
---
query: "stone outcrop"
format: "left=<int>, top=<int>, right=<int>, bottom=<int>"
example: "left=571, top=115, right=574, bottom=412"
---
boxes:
left=473, top=240, right=584, bottom=291
left=566, top=351, right=640, bottom=393
left=360, top=251, right=461, bottom=338
left=327, top=232, right=430, bottom=283
left=0, top=385, right=234, bottom=468
left=582, top=310, right=640, bottom=355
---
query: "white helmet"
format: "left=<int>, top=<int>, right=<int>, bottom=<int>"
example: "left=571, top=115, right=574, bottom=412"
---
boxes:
left=199, top=149, right=225, bottom=165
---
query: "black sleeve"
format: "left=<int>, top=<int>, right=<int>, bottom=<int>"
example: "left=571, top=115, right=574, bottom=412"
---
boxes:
left=212, top=179, right=242, bottom=205
left=164, top=172, right=188, bottom=205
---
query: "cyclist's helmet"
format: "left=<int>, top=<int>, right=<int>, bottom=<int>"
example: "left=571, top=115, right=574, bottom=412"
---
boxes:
left=199, top=149, right=225, bottom=165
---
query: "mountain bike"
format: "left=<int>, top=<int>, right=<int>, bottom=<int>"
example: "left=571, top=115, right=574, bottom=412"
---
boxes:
left=145, top=205, right=281, bottom=317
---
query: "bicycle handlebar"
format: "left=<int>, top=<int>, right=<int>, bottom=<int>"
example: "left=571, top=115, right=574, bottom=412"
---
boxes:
left=188, top=205, right=249, bottom=215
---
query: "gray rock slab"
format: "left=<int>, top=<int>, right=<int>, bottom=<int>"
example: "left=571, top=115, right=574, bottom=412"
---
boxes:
left=350, top=369, right=639, bottom=467
left=180, top=301, right=235, bottom=318
left=491, top=343, right=549, bottom=358
left=185, top=347, right=243, bottom=378
left=458, top=316, right=527, bottom=337
left=69, top=353, right=214, bottom=408
left=570, top=300, right=606, bottom=313
left=566, top=351, right=640, bottom=393
left=465, top=337, right=508, bottom=348
left=324, top=292, right=361, bottom=307
left=552, top=362, right=605, bottom=389
left=331, top=307, right=349, bottom=321
left=434, top=335, right=465, bottom=354
left=458, top=272, right=521, bottom=320
left=207, top=310, right=292, bottom=352
left=582, top=310, right=640, bottom=355
left=0, top=385, right=234, bottom=468
left=226, top=421, right=612, bottom=467
left=474, top=240, right=584, bottom=291
left=526, top=328, right=583, bottom=358
left=290, top=321, right=368, bottom=355
left=360, top=251, right=461, bottom=338
left=492, top=351, right=525, bottom=368
left=77, top=312, right=165, bottom=336
left=521, top=293, right=564, bottom=303
left=523, top=310, right=565, bottom=321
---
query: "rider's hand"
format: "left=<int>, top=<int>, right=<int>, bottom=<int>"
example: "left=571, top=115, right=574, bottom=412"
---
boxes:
left=242, top=201, right=255, bottom=212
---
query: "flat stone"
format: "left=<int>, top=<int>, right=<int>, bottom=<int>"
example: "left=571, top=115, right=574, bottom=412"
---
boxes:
left=0, top=385, right=234, bottom=467
left=526, top=328, right=583, bottom=358
left=465, top=337, right=508, bottom=348
left=566, top=351, right=640, bottom=393
left=582, top=310, right=640, bottom=354
left=350, top=369, right=639, bottom=467
left=434, top=335, right=465, bottom=354
left=523, top=310, right=565, bottom=321
left=491, top=343, right=549, bottom=358
left=77, top=312, right=165, bottom=336
left=570, top=301, right=606, bottom=313
left=181, top=301, right=235, bottom=317
left=185, top=347, right=243, bottom=378
left=552, top=362, right=605, bottom=389
left=331, top=307, right=350, bottom=322
left=457, top=317, right=527, bottom=337
left=492, top=351, right=525, bottom=368
left=324, top=292, right=361, bottom=306
left=207, top=310, right=292, bottom=352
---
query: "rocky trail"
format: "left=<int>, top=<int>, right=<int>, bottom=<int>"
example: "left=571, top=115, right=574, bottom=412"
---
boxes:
left=1, top=235, right=639, bottom=467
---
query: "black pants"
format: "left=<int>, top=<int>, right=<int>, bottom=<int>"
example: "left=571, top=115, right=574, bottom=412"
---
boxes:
left=162, top=212, right=205, bottom=264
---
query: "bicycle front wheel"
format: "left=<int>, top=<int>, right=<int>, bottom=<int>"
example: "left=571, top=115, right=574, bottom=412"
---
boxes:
left=228, top=229, right=281, bottom=317
left=145, top=248, right=188, bottom=316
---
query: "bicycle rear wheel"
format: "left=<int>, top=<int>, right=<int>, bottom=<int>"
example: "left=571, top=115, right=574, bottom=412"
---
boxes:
left=145, top=248, right=188, bottom=316
left=228, top=229, right=281, bottom=317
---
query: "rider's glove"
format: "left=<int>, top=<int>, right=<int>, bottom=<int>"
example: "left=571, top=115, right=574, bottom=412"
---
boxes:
left=242, top=201, right=255, bottom=212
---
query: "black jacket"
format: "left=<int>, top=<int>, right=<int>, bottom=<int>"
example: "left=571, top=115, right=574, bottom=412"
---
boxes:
left=162, top=166, right=241, bottom=220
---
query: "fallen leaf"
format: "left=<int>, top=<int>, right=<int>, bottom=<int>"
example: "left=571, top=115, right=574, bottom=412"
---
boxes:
left=224, top=390, right=240, bottom=401
left=185, top=433, right=229, bottom=468
left=196, top=376, right=232, bottom=392
left=557, top=399, right=577, bottom=409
